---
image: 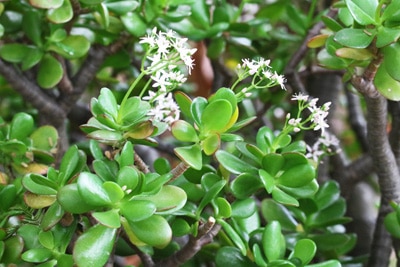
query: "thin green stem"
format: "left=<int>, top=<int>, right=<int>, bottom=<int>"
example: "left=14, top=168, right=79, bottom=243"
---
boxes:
left=307, top=0, right=317, bottom=26
left=119, top=71, right=146, bottom=114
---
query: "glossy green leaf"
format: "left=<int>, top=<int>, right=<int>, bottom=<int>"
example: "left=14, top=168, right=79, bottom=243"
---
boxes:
left=277, top=164, right=315, bottom=188
left=374, top=64, right=400, bottom=101
left=105, top=1, right=139, bottom=15
left=0, top=184, right=17, bottom=211
left=57, top=184, right=97, bottom=213
left=317, top=49, right=349, bottom=70
left=231, top=173, right=263, bottom=199
left=47, top=0, right=73, bottom=23
left=171, top=120, right=199, bottom=142
left=103, top=181, right=124, bottom=203
left=259, top=169, right=275, bottom=194
left=97, top=87, right=118, bottom=119
left=336, top=47, right=374, bottom=60
left=218, top=219, right=247, bottom=255
left=77, top=172, right=111, bottom=206
left=171, top=218, right=192, bottom=237
left=153, top=158, right=171, bottom=174
left=344, top=0, right=377, bottom=25
left=1, top=236, right=23, bottom=264
left=59, top=145, right=80, bottom=184
left=128, top=215, right=172, bottom=248
left=30, top=0, right=63, bottom=9
left=22, top=10, right=42, bottom=46
left=216, top=246, right=256, bottom=267
left=31, top=126, right=58, bottom=151
left=0, top=43, right=30, bottom=63
left=38, top=230, right=54, bottom=250
left=202, top=133, right=220, bottom=155
left=231, top=198, right=257, bottom=219
left=120, top=199, right=156, bottom=222
left=141, top=185, right=186, bottom=213
left=321, top=16, right=343, bottom=31
left=20, top=46, right=43, bottom=70
left=384, top=43, right=400, bottom=81
left=93, top=209, right=121, bottom=228
left=88, top=129, right=122, bottom=145
left=198, top=180, right=226, bottom=213
left=117, top=165, right=139, bottom=190
left=121, top=12, right=147, bottom=37
left=334, top=28, right=375, bottom=48
left=191, top=97, right=208, bottom=126
left=73, top=224, right=117, bottom=267
left=307, top=260, right=341, bottom=267
left=21, top=247, right=52, bottom=263
left=24, top=192, right=56, bottom=208
left=384, top=212, right=400, bottom=239
left=189, top=0, right=210, bottom=29
left=9, top=112, right=34, bottom=140
left=214, top=197, right=231, bottom=218
left=314, top=181, right=341, bottom=210
left=261, top=153, right=285, bottom=176
left=261, top=199, right=297, bottom=231
left=79, top=0, right=103, bottom=4
left=117, top=141, right=134, bottom=167
left=201, top=99, right=232, bottom=133
left=174, top=91, right=192, bottom=119
left=89, top=139, right=104, bottom=160
left=216, top=150, right=257, bottom=174
left=289, top=239, right=316, bottom=265
left=381, top=0, right=400, bottom=22
left=376, top=27, right=400, bottom=48
left=310, top=233, right=351, bottom=251
left=262, top=221, right=285, bottom=262
left=22, top=174, right=58, bottom=195
left=174, top=144, right=202, bottom=170
left=37, top=54, right=63, bottom=89
left=41, top=202, right=64, bottom=231
left=307, top=34, right=329, bottom=48
left=94, top=158, right=118, bottom=182
left=307, top=198, right=347, bottom=227
left=272, top=187, right=299, bottom=206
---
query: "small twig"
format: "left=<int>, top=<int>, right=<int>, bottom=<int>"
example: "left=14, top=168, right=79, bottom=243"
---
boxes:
left=134, top=152, right=150, bottom=174
left=120, top=232, right=155, bottom=267
left=169, top=162, right=190, bottom=183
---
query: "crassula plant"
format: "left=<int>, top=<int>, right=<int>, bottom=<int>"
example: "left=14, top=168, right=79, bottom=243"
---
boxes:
left=0, top=26, right=352, bottom=267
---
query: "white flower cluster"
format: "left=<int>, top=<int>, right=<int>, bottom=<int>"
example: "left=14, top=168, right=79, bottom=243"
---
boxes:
left=288, top=93, right=340, bottom=162
left=140, top=28, right=197, bottom=93
left=143, top=91, right=180, bottom=127
left=236, top=58, right=286, bottom=90
left=290, top=93, right=331, bottom=134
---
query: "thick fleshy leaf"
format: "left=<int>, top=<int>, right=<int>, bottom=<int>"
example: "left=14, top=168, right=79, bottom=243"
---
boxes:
left=9, top=112, right=34, bottom=140
left=384, top=43, right=400, bottom=81
left=216, top=246, right=256, bottom=267
left=191, top=97, right=208, bottom=126
left=24, top=192, right=56, bottom=209
left=0, top=184, right=17, bottom=211
left=30, top=0, right=63, bottom=9
left=21, top=248, right=53, bottom=263
left=22, top=10, right=42, bottom=46
left=1, top=236, right=24, bottom=264
left=171, top=120, right=199, bottom=142
left=216, top=150, right=257, bottom=174
left=344, top=0, right=377, bottom=25
left=121, top=12, right=147, bottom=37
left=261, top=199, right=297, bottom=231
left=105, top=1, right=139, bottom=15
left=128, top=215, right=172, bottom=248
left=336, top=47, right=374, bottom=60
left=289, top=239, right=316, bottom=265
left=88, top=130, right=122, bottom=144
left=202, top=133, right=220, bottom=155
left=214, top=197, right=231, bottom=218
left=231, top=173, right=263, bottom=199
left=97, top=87, right=118, bottom=119
left=314, top=181, right=341, bottom=210
left=307, top=260, right=341, bottom=267
left=103, top=181, right=124, bottom=203
left=277, top=164, right=315, bottom=188
left=272, top=187, right=299, bottom=206
left=231, top=198, right=258, bottom=219
left=218, top=219, right=247, bottom=255
left=259, top=169, right=275, bottom=194
left=31, top=126, right=58, bottom=151
left=117, top=165, right=139, bottom=189
left=0, top=43, right=30, bottom=63
left=47, top=0, right=73, bottom=23
left=57, top=184, right=97, bottom=214
left=22, top=174, right=58, bottom=195
left=262, top=221, right=285, bottom=262
left=77, top=172, right=111, bottom=206
left=174, top=144, right=202, bottom=170
left=376, top=27, right=400, bottom=48
left=334, top=28, right=375, bottom=48
left=174, top=91, right=193, bottom=119
left=198, top=180, right=226, bottom=213
left=307, top=198, right=347, bottom=227
left=201, top=99, right=232, bottom=133
left=41, top=202, right=64, bottom=231
left=120, top=199, right=156, bottom=222
left=384, top=212, right=400, bottom=239
left=37, top=54, right=63, bottom=89
left=374, top=64, right=400, bottom=101
left=22, top=48, right=44, bottom=70
left=317, top=49, right=349, bottom=70
left=307, top=34, right=329, bottom=48
left=124, top=121, right=154, bottom=139
left=73, top=224, right=117, bottom=267
left=93, top=209, right=121, bottom=228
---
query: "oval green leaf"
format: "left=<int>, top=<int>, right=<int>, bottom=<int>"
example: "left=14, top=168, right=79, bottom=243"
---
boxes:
left=374, top=64, right=400, bottom=101
left=37, top=54, right=63, bottom=89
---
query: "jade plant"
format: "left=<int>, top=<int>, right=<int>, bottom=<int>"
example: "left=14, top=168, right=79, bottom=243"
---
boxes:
left=0, top=25, right=353, bottom=267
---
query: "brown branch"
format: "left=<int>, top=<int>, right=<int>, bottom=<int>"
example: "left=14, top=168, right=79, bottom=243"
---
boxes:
left=169, top=162, right=190, bottom=183
left=0, top=59, right=65, bottom=126
left=345, top=88, right=368, bottom=152
left=134, top=152, right=150, bottom=174
left=155, top=217, right=221, bottom=267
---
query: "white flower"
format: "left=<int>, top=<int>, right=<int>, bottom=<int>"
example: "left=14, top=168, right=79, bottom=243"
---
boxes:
left=146, top=93, right=180, bottom=127
left=291, top=93, right=309, bottom=101
left=288, top=117, right=302, bottom=132
left=306, top=142, right=325, bottom=162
